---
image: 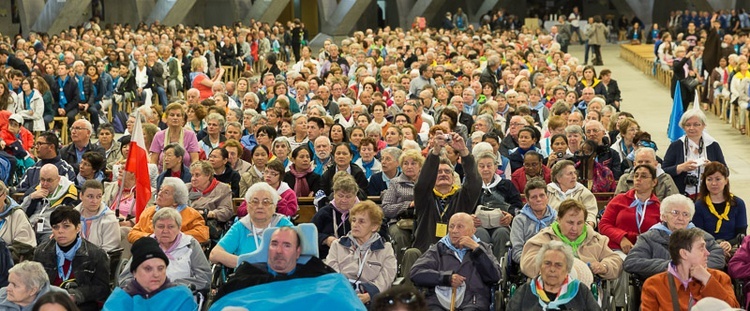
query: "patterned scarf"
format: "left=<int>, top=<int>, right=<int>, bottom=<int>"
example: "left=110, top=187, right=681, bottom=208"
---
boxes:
left=705, top=195, right=733, bottom=233
left=289, top=164, right=312, bottom=196
left=551, top=222, right=587, bottom=257
left=531, top=275, right=580, bottom=310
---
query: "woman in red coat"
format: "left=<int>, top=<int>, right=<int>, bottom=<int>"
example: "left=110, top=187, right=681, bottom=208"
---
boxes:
left=599, top=164, right=662, bottom=253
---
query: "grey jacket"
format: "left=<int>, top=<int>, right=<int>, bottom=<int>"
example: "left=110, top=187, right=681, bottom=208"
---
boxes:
left=509, top=206, right=556, bottom=264
left=380, top=174, right=416, bottom=222
left=623, top=224, right=725, bottom=279
left=0, top=281, right=66, bottom=311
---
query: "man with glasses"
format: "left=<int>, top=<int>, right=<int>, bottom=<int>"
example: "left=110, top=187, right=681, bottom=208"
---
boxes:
left=623, top=194, right=725, bottom=280
left=584, top=120, right=623, bottom=178
left=500, top=115, right=529, bottom=157
left=316, top=85, right=339, bottom=116
left=19, top=164, right=79, bottom=244
left=16, top=132, right=75, bottom=195
left=615, top=147, right=679, bottom=201
left=59, top=119, right=106, bottom=174
left=576, top=87, right=597, bottom=116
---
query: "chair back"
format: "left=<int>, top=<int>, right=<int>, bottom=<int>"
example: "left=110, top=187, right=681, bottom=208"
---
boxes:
left=237, top=223, right=318, bottom=265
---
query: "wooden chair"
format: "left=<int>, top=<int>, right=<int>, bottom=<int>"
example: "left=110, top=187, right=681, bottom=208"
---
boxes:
left=48, top=116, right=69, bottom=145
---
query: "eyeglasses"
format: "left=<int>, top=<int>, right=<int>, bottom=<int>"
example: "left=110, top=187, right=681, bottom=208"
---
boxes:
left=669, top=210, right=691, bottom=218
left=523, top=162, right=540, bottom=168
left=249, top=199, right=274, bottom=207
left=34, top=141, right=51, bottom=147
left=683, top=122, right=703, bottom=128
left=71, top=126, right=87, bottom=131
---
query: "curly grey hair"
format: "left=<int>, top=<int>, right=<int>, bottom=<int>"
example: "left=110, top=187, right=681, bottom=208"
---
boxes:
left=535, top=240, right=574, bottom=274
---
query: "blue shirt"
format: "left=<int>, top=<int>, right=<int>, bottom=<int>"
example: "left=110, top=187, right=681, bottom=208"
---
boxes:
left=692, top=196, right=747, bottom=241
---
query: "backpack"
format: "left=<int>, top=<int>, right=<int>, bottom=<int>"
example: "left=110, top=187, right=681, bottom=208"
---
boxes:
left=112, top=110, right=128, bottom=133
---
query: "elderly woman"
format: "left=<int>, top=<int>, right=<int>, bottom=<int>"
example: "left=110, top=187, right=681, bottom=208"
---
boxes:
left=199, top=113, right=227, bottom=157
left=511, top=151, right=552, bottom=195
left=663, top=109, right=726, bottom=197
left=187, top=160, right=233, bottom=222
left=326, top=200, right=397, bottom=305
left=95, top=124, right=121, bottom=171
left=262, top=159, right=298, bottom=217
left=610, top=117, right=640, bottom=170
left=208, top=147, right=241, bottom=198
left=547, top=160, right=598, bottom=227
left=119, top=208, right=211, bottom=291
left=33, top=206, right=110, bottom=310
left=623, top=194, right=726, bottom=280
left=0, top=180, right=36, bottom=255
left=380, top=149, right=424, bottom=261
left=283, top=146, right=322, bottom=197
left=641, top=228, right=739, bottom=310
left=509, top=241, right=601, bottom=310
left=473, top=150, right=523, bottom=259
left=271, top=137, right=291, bottom=169
left=693, top=161, right=747, bottom=256
left=508, top=126, right=545, bottom=173
left=354, top=137, right=382, bottom=180
left=0, top=261, right=67, bottom=310
left=105, top=237, right=198, bottom=310
left=367, top=147, right=402, bottom=196
left=74, top=180, right=120, bottom=253
left=510, top=178, right=557, bottom=264
left=156, top=144, right=192, bottom=192
left=127, top=177, right=209, bottom=244
left=149, top=103, right=200, bottom=169
left=320, top=143, right=368, bottom=198
left=600, top=164, right=662, bottom=254
left=209, top=182, right=293, bottom=268
left=565, top=125, right=584, bottom=156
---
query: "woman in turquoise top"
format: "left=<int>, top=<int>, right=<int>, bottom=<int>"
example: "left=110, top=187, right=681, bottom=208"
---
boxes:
left=208, top=182, right=293, bottom=268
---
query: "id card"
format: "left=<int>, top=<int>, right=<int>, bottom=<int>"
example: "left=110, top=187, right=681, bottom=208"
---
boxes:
left=36, top=219, right=44, bottom=233
left=435, top=222, right=447, bottom=238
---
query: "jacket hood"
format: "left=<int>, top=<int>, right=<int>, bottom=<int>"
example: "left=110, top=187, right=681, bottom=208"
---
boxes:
left=240, top=213, right=286, bottom=232
left=276, top=182, right=292, bottom=195
left=482, top=174, right=503, bottom=189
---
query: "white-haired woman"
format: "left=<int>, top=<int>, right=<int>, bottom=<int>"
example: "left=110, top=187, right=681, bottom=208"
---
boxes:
left=0, top=261, right=67, bottom=310
left=209, top=182, right=293, bottom=268
left=119, top=208, right=211, bottom=291
left=662, top=109, right=726, bottom=198
left=508, top=241, right=601, bottom=310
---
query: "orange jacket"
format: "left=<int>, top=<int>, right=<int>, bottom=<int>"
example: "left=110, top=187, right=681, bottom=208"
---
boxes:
left=127, top=205, right=209, bottom=244
left=641, top=268, right=739, bottom=311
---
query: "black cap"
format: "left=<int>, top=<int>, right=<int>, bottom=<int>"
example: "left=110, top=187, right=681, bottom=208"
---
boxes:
left=130, top=237, right=169, bottom=272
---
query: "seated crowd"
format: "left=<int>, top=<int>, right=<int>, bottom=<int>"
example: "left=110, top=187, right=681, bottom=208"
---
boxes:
left=0, top=8, right=744, bottom=311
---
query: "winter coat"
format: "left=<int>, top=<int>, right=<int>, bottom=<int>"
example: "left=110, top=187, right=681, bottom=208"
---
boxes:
left=662, top=134, right=726, bottom=195
left=380, top=174, right=416, bottom=222
left=599, top=189, right=661, bottom=250
left=586, top=22, right=609, bottom=45
left=520, top=225, right=623, bottom=280
left=13, top=90, right=45, bottom=131
left=0, top=200, right=36, bottom=249
left=623, top=224, right=725, bottom=279
left=127, top=205, right=209, bottom=244
left=16, top=156, right=76, bottom=195
left=546, top=182, right=598, bottom=225
left=186, top=181, right=234, bottom=222
left=475, top=174, right=524, bottom=216
left=325, top=235, right=396, bottom=300
left=507, top=279, right=601, bottom=311
left=0, top=281, right=66, bottom=311
left=642, top=268, right=738, bottom=311
left=509, top=205, right=556, bottom=263
left=59, top=142, right=106, bottom=174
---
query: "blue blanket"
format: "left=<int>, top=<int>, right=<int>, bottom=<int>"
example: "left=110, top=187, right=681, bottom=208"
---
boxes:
left=209, top=273, right=365, bottom=311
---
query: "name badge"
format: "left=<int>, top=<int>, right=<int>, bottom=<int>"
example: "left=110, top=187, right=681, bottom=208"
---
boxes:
left=36, top=219, right=44, bottom=233
left=435, top=222, right=447, bottom=238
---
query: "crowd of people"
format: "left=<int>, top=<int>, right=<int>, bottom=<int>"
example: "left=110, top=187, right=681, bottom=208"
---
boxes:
left=0, top=4, right=742, bottom=311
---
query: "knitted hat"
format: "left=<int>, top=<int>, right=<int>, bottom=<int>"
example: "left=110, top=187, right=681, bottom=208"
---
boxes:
left=130, top=237, right=169, bottom=272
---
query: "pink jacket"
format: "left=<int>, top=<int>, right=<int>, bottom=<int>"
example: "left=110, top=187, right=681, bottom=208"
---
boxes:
left=276, top=182, right=299, bottom=217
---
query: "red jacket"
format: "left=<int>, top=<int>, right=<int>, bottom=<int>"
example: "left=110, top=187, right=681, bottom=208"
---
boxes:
left=510, top=166, right=551, bottom=195
left=0, top=110, right=34, bottom=151
left=599, top=189, right=661, bottom=250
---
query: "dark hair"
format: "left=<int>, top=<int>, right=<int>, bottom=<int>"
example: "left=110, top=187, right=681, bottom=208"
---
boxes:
left=371, top=285, right=427, bottom=311
left=329, top=123, right=349, bottom=143
left=38, top=132, right=59, bottom=151
left=163, top=143, right=186, bottom=159
left=256, top=125, right=278, bottom=140
left=250, top=144, right=271, bottom=160
left=332, top=143, right=351, bottom=156
left=81, top=151, right=105, bottom=172
left=439, top=109, right=458, bottom=130
left=80, top=179, right=104, bottom=195
left=523, top=150, right=544, bottom=163
left=668, top=228, right=706, bottom=266
left=211, top=147, right=229, bottom=160
left=291, top=145, right=312, bottom=159
left=699, top=161, right=734, bottom=206
left=550, top=134, right=568, bottom=145
left=524, top=177, right=548, bottom=197
left=266, top=158, right=285, bottom=175
left=518, top=126, right=541, bottom=142
left=394, top=113, right=411, bottom=123
left=359, top=137, right=377, bottom=151
left=50, top=206, right=81, bottom=227
left=633, top=164, right=657, bottom=181
left=557, top=199, right=588, bottom=223
left=97, top=123, right=115, bottom=136
left=308, top=116, right=324, bottom=129
left=32, top=291, right=80, bottom=311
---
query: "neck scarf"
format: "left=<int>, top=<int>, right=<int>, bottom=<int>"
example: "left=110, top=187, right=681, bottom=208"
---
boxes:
left=705, top=195, right=733, bottom=233
left=0, top=206, right=14, bottom=230
left=629, top=196, right=649, bottom=233
left=361, top=159, right=375, bottom=179
left=194, top=178, right=219, bottom=195
left=289, top=164, right=312, bottom=196
left=76, top=75, right=85, bottom=101
left=433, top=184, right=459, bottom=199
left=531, top=275, right=580, bottom=310
left=57, top=76, right=68, bottom=108
left=162, top=233, right=183, bottom=260
left=24, top=90, right=35, bottom=110
left=166, top=127, right=185, bottom=148
left=520, top=204, right=557, bottom=232
left=55, top=236, right=82, bottom=282
left=80, top=206, right=108, bottom=239
left=551, top=222, right=587, bottom=256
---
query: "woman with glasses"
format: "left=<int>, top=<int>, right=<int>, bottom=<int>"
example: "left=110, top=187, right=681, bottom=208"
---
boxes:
left=663, top=109, right=726, bottom=197
left=259, top=159, right=297, bottom=217
left=623, top=194, right=726, bottom=280
left=508, top=126, right=545, bottom=173
left=209, top=182, right=292, bottom=268
left=693, top=162, right=746, bottom=258
left=199, top=112, right=227, bottom=157
left=610, top=117, right=640, bottom=170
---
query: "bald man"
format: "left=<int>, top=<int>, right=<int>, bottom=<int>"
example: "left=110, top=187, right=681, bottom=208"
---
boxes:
left=20, top=164, right=80, bottom=244
left=186, top=88, right=201, bottom=106
left=410, top=213, right=501, bottom=310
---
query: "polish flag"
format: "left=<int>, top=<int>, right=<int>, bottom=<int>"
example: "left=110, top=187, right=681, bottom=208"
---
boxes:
left=124, top=115, right=152, bottom=223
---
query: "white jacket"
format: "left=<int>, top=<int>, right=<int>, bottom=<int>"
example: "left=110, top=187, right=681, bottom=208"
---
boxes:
left=13, top=89, right=45, bottom=131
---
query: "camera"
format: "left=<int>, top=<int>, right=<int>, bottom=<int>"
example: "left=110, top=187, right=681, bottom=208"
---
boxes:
left=556, top=152, right=564, bottom=158
left=444, top=134, right=452, bottom=143
left=685, top=174, right=699, bottom=186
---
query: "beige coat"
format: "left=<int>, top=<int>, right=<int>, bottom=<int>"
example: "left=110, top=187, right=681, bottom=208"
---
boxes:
left=586, top=22, right=609, bottom=45
left=547, top=183, right=598, bottom=226
left=520, top=225, right=623, bottom=280
left=74, top=202, right=121, bottom=252
left=187, top=181, right=234, bottom=222
left=0, top=207, right=36, bottom=248
left=325, top=235, right=397, bottom=296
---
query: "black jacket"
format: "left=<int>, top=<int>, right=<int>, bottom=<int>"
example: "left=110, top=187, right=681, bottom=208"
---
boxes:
left=52, top=75, right=79, bottom=112
left=283, top=170, right=322, bottom=196
left=215, top=163, right=241, bottom=197
left=33, top=237, right=111, bottom=305
left=73, top=74, right=94, bottom=106
left=7, top=55, right=30, bottom=76
left=662, top=138, right=726, bottom=194
left=603, top=79, right=622, bottom=108
left=320, top=164, right=368, bottom=197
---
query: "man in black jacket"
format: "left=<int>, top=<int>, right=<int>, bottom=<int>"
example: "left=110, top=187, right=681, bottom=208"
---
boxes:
left=52, top=64, right=79, bottom=122
left=0, top=49, right=30, bottom=77
left=70, top=61, right=98, bottom=133
left=59, top=119, right=106, bottom=174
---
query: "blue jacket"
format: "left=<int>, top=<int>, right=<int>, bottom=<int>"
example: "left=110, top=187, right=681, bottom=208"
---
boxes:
left=104, top=284, right=197, bottom=311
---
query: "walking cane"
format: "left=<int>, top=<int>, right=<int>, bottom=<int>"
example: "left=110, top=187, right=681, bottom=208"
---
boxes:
left=450, top=287, right=456, bottom=311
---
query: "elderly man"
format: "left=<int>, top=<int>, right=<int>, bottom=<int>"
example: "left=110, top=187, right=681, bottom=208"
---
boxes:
left=615, top=148, right=679, bottom=200
left=225, top=123, right=253, bottom=164
left=312, top=136, right=333, bottom=176
left=584, top=120, right=622, bottom=178
left=567, top=111, right=584, bottom=126
left=623, top=194, right=726, bottom=280
left=500, top=115, right=529, bottom=157
left=16, top=132, right=76, bottom=195
left=449, top=95, right=474, bottom=132
left=127, top=177, right=208, bottom=244
left=479, top=55, right=501, bottom=89
left=409, top=64, right=436, bottom=96
left=576, top=87, right=596, bottom=116
left=20, top=164, right=80, bottom=244
left=59, top=119, right=106, bottom=174
left=410, top=212, right=501, bottom=311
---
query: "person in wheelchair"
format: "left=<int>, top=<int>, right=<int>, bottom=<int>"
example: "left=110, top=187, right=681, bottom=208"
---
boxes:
left=472, top=150, right=523, bottom=260
left=119, top=208, right=211, bottom=291
left=380, top=149, right=424, bottom=264
left=692, top=162, right=746, bottom=259
left=508, top=241, right=601, bottom=310
left=0, top=261, right=67, bottom=310
left=0, top=180, right=36, bottom=259
left=186, top=160, right=234, bottom=222
left=104, top=236, right=198, bottom=310
left=32, top=206, right=110, bottom=311
left=325, top=200, right=397, bottom=305
left=510, top=178, right=557, bottom=264
left=127, top=177, right=209, bottom=244
left=73, top=180, right=120, bottom=252
left=728, top=232, right=750, bottom=308
left=641, top=228, right=739, bottom=310
left=623, top=194, right=726, bottom=280
left=209, top=182, right=293, bottom=268
left=409, top=212, right=501, bottom=311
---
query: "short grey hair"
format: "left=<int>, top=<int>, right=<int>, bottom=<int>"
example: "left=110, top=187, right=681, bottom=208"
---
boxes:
left=206, top=112, right=226, bottom=128
left=8, top=261, right=48, bottom=292
left=679, top=109, right=707, bottom=130
left=291, top=113, right=307, bottom=128
left=230, top=108, right=244, bottom=123
left=76, top=118, right=93, bottom=133
left=244, top=182, right=280, bottom=205
left=152, top=206, right=183, bottom=228
left=471, top=130, right=486, bottom=142
left=244, top=92, right=259, bottom=104
left=535, top=240, right=575, bottom=273
left=160, top=177, right=189, bottom=205
left=163, top=143, right=186, bottom=158
left=337, top=97, right=354, bottom=108
left=365, top=123, right=382, bottom=136
left=660, top=194, right=696, bottom=218
left=474, top=150, right=498, bottom=165
left=381, top=147, right=403, bottom=162
left=633, top=147, right=656, bottom=161
left=475, top=114, right=495, bottom=129
left=565, top=125, right=584, bottom=136
left=471, top=142, right=494, bottom=158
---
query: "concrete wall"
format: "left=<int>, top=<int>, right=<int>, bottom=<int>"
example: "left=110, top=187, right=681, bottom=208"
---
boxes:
left=0, top=1, right=19, bottom=37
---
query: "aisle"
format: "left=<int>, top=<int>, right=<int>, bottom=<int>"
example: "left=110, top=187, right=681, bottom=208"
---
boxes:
left=567, top=44, right=750, bottom=200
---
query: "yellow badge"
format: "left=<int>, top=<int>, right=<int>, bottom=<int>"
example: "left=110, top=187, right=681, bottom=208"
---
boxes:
left=435, top=222, right=447, bottom=238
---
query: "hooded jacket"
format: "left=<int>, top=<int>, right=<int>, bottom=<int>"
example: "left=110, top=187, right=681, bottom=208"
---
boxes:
left=274, top=182, right=298, bottom=217
left=546, top=182, right=598, bottom=226
left=325, top=234, right=396, bottom=300
left=510, top=205, right=556, bottom=263
left=74, top=202, right=120, bottom=252
left=16, top=155, right=76, bottom=195
left=20, top=176, right=79, bottom=237
left=186, top=180, right=233, bottom=222
left=0, top=280, right=66, bottom=311
left=0, top=198, right=36, bottom=249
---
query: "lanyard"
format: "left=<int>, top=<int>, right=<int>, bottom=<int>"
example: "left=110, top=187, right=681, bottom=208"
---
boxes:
left=58, top=260, right=73, bottom=282
left=634, top=199, right=648, bottom=233
left=435, top=200, right=449, bottom=222
left=356, top=249, right=372, bottom=280
left=332, top=209, right=349, bottom=239
left=248, top=221, right=266, bottom=248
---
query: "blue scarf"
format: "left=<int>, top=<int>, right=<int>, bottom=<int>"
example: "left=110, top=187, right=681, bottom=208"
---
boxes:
left=629, top=197, right=652, bottom=233
left=0, top=207, right=14, bottom=231
left=361, top=159, right=375, bottom=179
left=112, top=77, right=119, bottom=89
left=57, top=76, right=69, bottom=108
left=92, top=84, right=99, bottom=104
left=55, top=236, right=82, bottom=282
left=76, top=75, right=85, bottom=101
left=649, top=222, right=696, bottom=235
left=519, top=204, right=557, bottom=233
left=24, top=90, right=35, bottom=110
left=80, top=206, right=108, bottom=238
left=438, top=234, right=480, bottom=262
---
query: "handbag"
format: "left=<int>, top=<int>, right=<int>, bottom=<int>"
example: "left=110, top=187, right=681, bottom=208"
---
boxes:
left=475, top=205, right=506, bottom=229
left=682, top=76, right=700, bottom=91
left=396, top=219, right=414, bottom=230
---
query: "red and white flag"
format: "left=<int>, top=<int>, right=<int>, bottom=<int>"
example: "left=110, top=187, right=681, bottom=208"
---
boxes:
left=124, top=115, right=152, bottom=223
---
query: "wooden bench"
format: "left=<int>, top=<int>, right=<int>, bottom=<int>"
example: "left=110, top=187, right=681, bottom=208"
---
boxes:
left=48, top=116, right=68, bottom=145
